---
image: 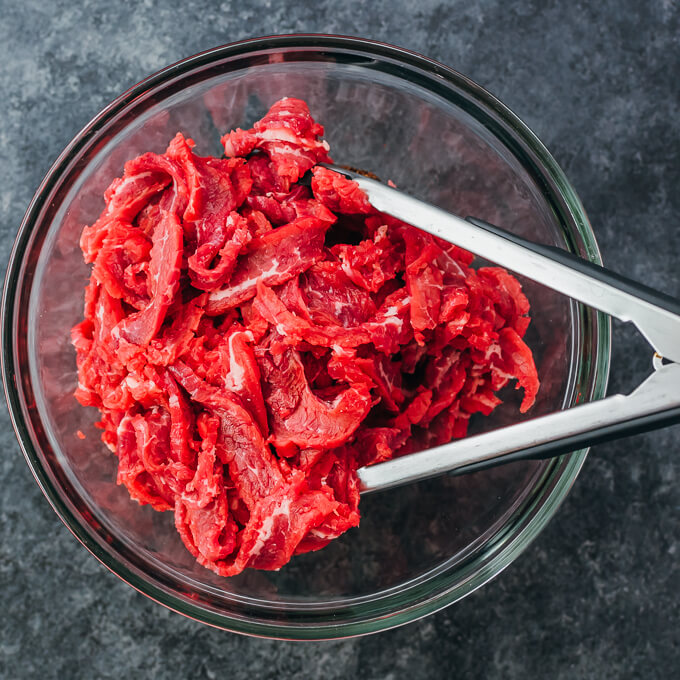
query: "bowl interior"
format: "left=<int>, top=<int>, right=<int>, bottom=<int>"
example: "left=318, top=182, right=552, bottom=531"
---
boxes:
left=9, top=41, right=604, bottom=633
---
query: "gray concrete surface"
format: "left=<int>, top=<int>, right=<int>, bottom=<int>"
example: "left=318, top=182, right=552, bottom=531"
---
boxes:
left=1, top=1, right=678, bottom=678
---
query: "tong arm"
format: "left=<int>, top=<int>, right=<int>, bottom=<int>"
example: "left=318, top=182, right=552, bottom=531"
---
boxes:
left=358, top=363, right=680, bottom=493
left=334, top=166, right=680, bottom=363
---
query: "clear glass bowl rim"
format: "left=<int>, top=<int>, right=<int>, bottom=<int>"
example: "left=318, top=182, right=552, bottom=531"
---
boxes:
left=1, top=34, right=611, bottom=640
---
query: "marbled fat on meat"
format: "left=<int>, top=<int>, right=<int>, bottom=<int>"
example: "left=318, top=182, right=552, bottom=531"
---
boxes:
left=73, top=98, right=539, bottom=577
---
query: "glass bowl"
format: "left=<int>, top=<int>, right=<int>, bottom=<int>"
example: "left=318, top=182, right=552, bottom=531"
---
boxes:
left=1, top=35, right=610, bottom=639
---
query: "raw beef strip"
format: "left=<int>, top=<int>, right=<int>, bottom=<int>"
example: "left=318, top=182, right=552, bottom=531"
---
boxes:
left=205, top=217, right=329, bottom=314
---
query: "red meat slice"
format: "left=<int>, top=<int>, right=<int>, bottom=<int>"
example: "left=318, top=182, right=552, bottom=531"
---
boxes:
left=116, top=412, right=175, bottom=512
left=104, top=170, right=171, bottom=221
left=205, top=217, right=329, bottom=315
left=353, top=353, right=405, bottom=413
left=242, top=208, right=274, bottom=237
left=257, top=348, right=372, bottom=451
left=438, top=286, right=469, bottom=325
left=191, top=211, right=252, bottom=291
left=72, top=284, right=130, bottom=411
left=246, top=190, right=337, bottom=228
left=353, top=427, right=410, bottom=467
left=496, top=327, right=540, bottom=413
left=301, top=261, right=377, bottom=328
left=222, top=98, right=331, bottom=191
left=116, top=209, right=183, bottom=347
left=324, top=347, right=374, bottom=394
left=392, top=388, right=433, bottom=430
left=286, top=197, right=338, bottom=225
left=362, top=288, right=413, bottom=354
left=275, top=276, right=312, bottom=320
left=168, top=361, right=283, bottom=508
left=122, top=150, right=190, bottom=217
left=254, top=281, right=413, bottom=356
left=223, top=327, right=269, bottom=436
left=175, top=488, right=237, bottom=564
left=80, top=169, right=170, bottom=263
left=393, top=221, right=470, bottom=345
left=401, top=228, right=444, bottom=342
left=311, top=166, right=374, bottom=214
left=239, top=480, right=341, bottom=570
left=92, top=221, right=152, bottom=309
left=295, top=446, right=362, bottom=554
left=186, top=473, right=347, bottom=576
left=252, top=282, right=371, bottom=351
left=175, top=413, right=239, bottom=566
left=130, top=407, right=193, bottom=496
left=145, top=298, right=205, bottom=367
left=166, top=133, right=253, bottom=290
left=156, top=368, right=195, bottom=467
left=246, top=154, right=287, bottom=195
left=245, top=193, right=296, bottom=225
left=332, top=224, right=404, bottom=293
left=422, top=350, right=469, bottom=424
left=246, top=162, right=332, bottom=229
left=478, top=266, right=531, bottom=336
left=185, top=414, right=222, bottom=506
left=460, top=379, right=503, bottom=417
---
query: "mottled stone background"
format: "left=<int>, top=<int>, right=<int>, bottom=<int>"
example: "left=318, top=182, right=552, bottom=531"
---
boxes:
left=1, top=1, right=678, bottom=678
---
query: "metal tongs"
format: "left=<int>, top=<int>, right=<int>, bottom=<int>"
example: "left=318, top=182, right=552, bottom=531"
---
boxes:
left=319, top=165, right=680, bottom=494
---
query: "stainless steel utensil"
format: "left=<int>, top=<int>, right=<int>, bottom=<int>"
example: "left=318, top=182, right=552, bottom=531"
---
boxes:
left=316, top=165, right=680, bottom=494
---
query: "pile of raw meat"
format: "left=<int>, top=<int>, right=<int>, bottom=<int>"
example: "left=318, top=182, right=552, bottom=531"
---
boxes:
left=72, top=98, right=539, bottom=576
